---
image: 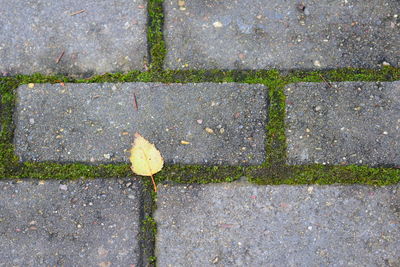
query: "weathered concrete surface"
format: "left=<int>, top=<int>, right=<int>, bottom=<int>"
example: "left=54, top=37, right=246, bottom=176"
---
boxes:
left=164, top=0, right=400, bottom=70
left=155, top=183, right=400, bottom=266
left=14, top=82, right=267, bottom=165
left=0, top=0, right=147, bottom=76
left=0, top=178, right=146, bottom=266
left=285, top=81, right=400, bottom=166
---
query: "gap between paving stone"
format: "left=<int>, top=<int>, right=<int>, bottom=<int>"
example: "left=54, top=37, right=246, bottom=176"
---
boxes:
left=14, top=82, right=268, bottom=166
left=155, top=182, right=400, bottom=266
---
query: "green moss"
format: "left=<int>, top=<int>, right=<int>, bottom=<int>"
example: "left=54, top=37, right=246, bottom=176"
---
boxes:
left=248, top=165, right=400, bottom=186
left=148, top=0, right=166, bottom=71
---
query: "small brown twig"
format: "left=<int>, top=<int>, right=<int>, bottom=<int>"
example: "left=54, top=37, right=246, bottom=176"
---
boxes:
left=56, top=51, right=65, bottom=64
left=319, top=74, right=333, bottom=88
left=70, top=9, right=86, bottom=16
left=133, top=93, right=138, bottom=111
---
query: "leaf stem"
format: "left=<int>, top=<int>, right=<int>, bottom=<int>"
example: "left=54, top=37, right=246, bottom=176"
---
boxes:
left=150, top=174, right=157, bottom=192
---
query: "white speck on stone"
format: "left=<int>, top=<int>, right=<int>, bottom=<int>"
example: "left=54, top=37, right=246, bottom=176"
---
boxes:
left=197, top=119, right=203, bottom=124
left=104, top=154, right=111, bottom=160
left=59, top=184, right=68, bottom=191
left=313, top=60, right=321, bottom=67
left=383, top=131, right=388, bottom=135
left=128, top=195, right=135, bottom=199
left=308, top=226, right=313, bottom=230
left=29, top=118, right=35, bottom=124
left=213, top=21, right=223, bottom=28
left=382, top=61, right=391, bottom=66
left=307, top=186, right=314, bottom=194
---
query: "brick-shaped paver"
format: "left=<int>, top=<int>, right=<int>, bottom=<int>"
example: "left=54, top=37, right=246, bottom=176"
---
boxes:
left=14, top=82, right=267, bottom=165
left=0, top=0, right=147, bottom=76
left=164, top=0, right=399, bottom=70
left=0, top=178, right=146, bottom=266
left=285, top=81, right=400, bottom=166
left=155, top=183, right=400, bottom=266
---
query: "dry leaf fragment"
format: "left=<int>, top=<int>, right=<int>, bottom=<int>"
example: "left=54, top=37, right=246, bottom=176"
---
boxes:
left=181, top=140, right=190, bottom=145
left=129, top=133, right=164, bottom=192
left=28, top=83, right=35, bottom=88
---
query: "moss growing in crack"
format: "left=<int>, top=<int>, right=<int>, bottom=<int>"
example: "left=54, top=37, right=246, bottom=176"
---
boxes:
left=140, top=176, right=158, bottom=267
left=148, top=0, right=166, bottom=71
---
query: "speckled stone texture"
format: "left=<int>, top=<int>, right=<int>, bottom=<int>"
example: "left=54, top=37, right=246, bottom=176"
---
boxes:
left=0, top=178, right=146, bottom=266
left=155, top=183, right=400, bottom=266
left=14, top=82, right=268, bottom=165
left=285, top=81, right=400, bottom=166
left=164, top=0, right=400, bottom=70
left=0, top=0, right=147, bottom=76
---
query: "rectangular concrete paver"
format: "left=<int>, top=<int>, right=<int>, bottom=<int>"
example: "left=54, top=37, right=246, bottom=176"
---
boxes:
left=155, top=183, right=400, bottom=266
left=164, top=0, right=399, bottom=70
left=285, top=81, right=400, bottom=166
left=14, top=82, right=267, bottom=165
left=0, top=178, right=146, bottom=266
left=0, top=0, right=147, bottom=76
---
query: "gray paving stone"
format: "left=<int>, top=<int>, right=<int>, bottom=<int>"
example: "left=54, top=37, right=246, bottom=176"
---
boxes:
left=155, top=182, right=400, bottom=266
left=285, top=81, right=400, bottom=166
left=164, top=0, right=400, bottom=70
left=0, top=0, right=147, bottom=76
left=0, top=178, right=146, bottom=266
left=14, top=82, right=267, bottom=165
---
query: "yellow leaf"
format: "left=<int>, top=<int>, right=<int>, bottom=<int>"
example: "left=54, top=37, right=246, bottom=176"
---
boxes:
left=28, top=83, right=35, bottom=88
left=129, top=133, right=163, bottom=191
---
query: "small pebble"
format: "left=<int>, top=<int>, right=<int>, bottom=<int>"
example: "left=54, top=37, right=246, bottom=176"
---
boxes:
left=313, top=60, right=321, bottom=67
left=205, top=127, right=214, bottom=134
left=59, top=184, right=68, bottom=191
left=213, top=21, right=223, bottom=28
left=314, top=105, right=322, bottom=112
